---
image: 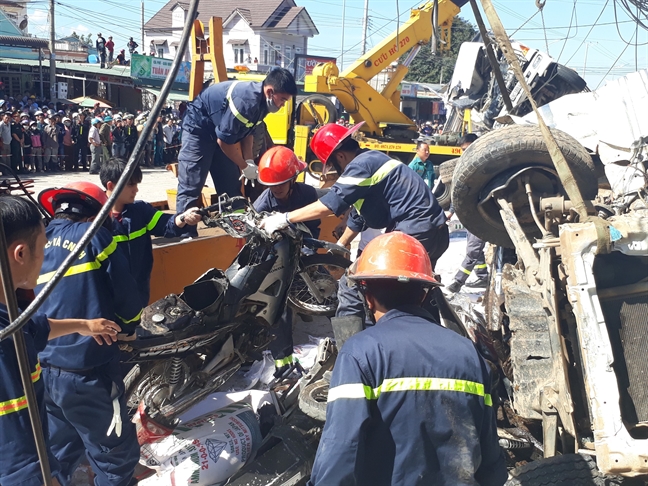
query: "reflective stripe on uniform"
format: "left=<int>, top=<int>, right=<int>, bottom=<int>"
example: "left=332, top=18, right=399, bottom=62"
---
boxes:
left=474, top=264, right=487, bottom=270
left=274, top=355, right=294, bottom=367
left=0, top=361, right=42, bottom=416
left=115, top=309, right=142, bottom=325
left=37, top=239, right=118, bottom=285
left=328, top=377, right=492, bottom=406
left=336, top=160, right=401, bottom=213
left=226, top=82, right=263, bottom=129
left=113, top=211, right=165, bottom=243
left=460, top=267, right=472, bottom=275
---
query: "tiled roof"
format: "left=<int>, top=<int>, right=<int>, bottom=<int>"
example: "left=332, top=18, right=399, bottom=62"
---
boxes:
left=144, top=0, right=294, bottom=30
left=273, top=6, right=302, bottom=29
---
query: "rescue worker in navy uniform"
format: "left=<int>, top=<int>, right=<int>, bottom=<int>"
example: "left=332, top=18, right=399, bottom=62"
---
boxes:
left=253, top=146, right=320, bottom=373
left=261, top=122, right=449, bottom=343
left=446, top=133, right=488, bottom=293
left=308, top=232, right=507, bottom=486
left=35, top=181, right=143, bottom=486
left=176, top=67, right=297, bottom=237
left=100, top=157, right=202, bottom=307
left=0, top=196, right=121, bottom=486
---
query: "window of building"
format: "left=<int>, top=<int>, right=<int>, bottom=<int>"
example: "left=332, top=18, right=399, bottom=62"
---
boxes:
left=285, top=46, right=292, bottom=65
left=233, top=45, right=245, bottom=64
left=157, top=47, right=164, bottom=58
left=263, top=45, right=269, bottom=65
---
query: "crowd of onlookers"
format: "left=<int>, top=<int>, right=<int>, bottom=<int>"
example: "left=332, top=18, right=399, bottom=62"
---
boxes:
left=0, top=94, right=184, bottom=175
left=335, top=116, right=445, bottom=136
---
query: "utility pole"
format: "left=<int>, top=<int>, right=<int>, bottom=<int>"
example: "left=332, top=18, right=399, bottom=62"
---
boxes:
left=48, top=0, right=57, bottom=102
left=340, top=0, right=346, bottom=70
left=583, top=42, right=591, bottom=78
left=361, top=0, right=369, bottom=55
left=141, top=0, right=145, bottom=53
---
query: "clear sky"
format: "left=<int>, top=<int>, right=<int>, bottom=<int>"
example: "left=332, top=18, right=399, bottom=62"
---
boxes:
left=25, top=0, right=648, bottom=89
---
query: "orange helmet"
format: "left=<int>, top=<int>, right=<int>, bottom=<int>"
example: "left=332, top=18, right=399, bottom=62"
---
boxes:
left=349, top=232, right=439, bottom=286
left=39, top=181, right=108, bottom=217
left=258, top=146, right=307, bottom=185
left=309, top=121, right=365, bottom=164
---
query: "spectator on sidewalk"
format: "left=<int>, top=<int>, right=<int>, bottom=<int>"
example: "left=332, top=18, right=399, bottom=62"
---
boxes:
left=88, top=117, right=103, bottom=174
left=96, top=33, right=107, bottom=68
left=28, top=121, right=43, bottom=172
left=149, top=40, right=156, bottom=56
left=73, top=111, right=90, bottom=171
left=99, top=115, right=113, bottom=161
left=106, top=36, right=115, bottom=63
left=21, top=119, right=32, bottom=172
left=162, top=117, right=174, bottom=164
left=62, top=117, right=74, bottom=171
left=154, top=115, right=164, bottom=167
left=0, top=111, right=12, bottom=164
left=111, top=115, right=126, bottom=158
left=42, top=113, right=59, bottom=172
left=10, top=111, right=24, bottom=173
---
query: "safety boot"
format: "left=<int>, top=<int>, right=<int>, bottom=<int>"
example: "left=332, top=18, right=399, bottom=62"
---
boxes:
left=331, top=316, right=364, bottom=350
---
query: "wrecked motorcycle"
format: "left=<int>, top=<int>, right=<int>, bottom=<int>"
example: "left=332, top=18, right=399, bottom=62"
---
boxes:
left=122, top=195, right=350, bottom=424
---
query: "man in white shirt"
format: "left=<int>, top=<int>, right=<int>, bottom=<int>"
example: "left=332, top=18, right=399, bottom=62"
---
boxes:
left=88, top=118, right=103, bottom=174
left=0, top=112, right=12, bottom=164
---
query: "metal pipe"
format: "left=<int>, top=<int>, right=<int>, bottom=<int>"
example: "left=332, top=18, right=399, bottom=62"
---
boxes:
left=598, top=281, right=648, bottom=301
left=0, top=0, right=201, bottom=343
left=468, top=0, right=514, bottom=113
left=0, top=215, right=53, bottom=485
left=525, top=181, right=552, bottom=237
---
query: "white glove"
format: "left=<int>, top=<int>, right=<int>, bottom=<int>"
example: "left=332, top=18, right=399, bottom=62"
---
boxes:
left=261, top=212, right=290, bottom=235
left=240, top=159, right=258, bottom=184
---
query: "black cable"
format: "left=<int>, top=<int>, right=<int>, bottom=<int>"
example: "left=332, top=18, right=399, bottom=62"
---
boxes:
left=566, top=0, right=610, bottom=64
left=557, top=0, right=579, bottom=63
left=595, top=29, right=635, bottom=89
left=0, top=0, right=201, bottom=342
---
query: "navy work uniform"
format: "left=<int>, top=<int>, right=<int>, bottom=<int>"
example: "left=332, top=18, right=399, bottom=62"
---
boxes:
left=177, top=80, right=268, bottom=233
left=254, top=182, right=320, bottom=368
left=319, top=150, right=449, bottom=318
left=0, top=306, right=62, bottom=486
left=112, top=200, right=184, bottom=307
left=308, top=306, right=507, bottom=486
left=35, top=219, right=142, bottom=486
left=455, top=231, right=487, bottom=285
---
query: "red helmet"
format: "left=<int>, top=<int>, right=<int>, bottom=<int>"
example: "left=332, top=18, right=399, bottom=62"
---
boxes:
left=309, top=121, right=365, bottom=164
left=39, top=181, right=108, bottom=217
left=349, top=232, right=439, bottom=286
left=258, top=146, right=307, bottom=185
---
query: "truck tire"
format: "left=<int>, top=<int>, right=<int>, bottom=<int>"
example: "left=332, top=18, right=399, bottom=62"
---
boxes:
left=507, top=454, right=633, bottom=486
left=434, top=181, right=452, bottom=211
left=439, top=158, right=458, bottom=184
left=452, top=125, right=597, bottom=248
left=297, top=95, right=338, bottom=126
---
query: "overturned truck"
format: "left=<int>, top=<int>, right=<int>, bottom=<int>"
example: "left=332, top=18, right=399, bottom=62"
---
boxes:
left=451, top=70, right=648, bottom=482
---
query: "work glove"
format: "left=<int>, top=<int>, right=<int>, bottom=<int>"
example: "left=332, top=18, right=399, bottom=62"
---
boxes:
left=240, top=159, right=258, bottom=186
left=261, top=212, right=290, bottom=235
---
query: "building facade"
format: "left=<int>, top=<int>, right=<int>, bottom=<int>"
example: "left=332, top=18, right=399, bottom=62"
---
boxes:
left=144, top=0, right=318, bottom=74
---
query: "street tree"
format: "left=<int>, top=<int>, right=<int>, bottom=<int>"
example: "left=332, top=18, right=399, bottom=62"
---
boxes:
left=405, top=17, right=477, bottom=84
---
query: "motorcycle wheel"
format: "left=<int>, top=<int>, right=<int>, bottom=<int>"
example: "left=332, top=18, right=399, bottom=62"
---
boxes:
left=298, top=380, right=329, bottom=422
left=289, top=253, right=351, bottom=317
left=123, top=361, right=189, bottom=412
